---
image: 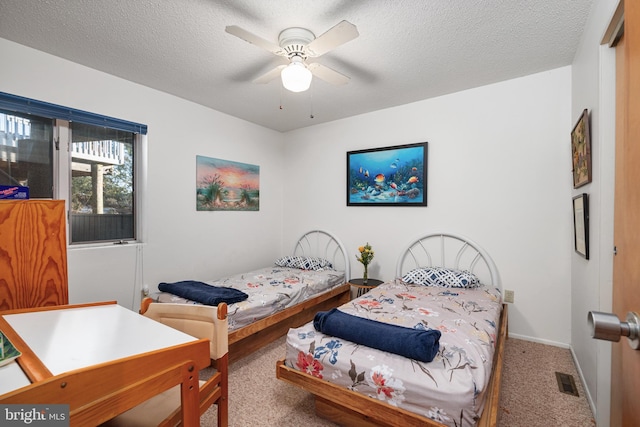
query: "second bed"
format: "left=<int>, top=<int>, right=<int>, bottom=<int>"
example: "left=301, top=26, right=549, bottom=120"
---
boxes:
left=144, top=229, right=351, bottom=362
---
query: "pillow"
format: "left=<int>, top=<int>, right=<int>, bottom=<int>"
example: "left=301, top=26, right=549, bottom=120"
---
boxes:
left=275, top=256, right=333, bottom=271
left=402, top=267, right=481, bottom=288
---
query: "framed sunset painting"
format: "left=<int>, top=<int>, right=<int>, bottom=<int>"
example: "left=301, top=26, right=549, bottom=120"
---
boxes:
left=347, top=142, right=427, bottom=206
left=196, top=155, right=260, bottom=211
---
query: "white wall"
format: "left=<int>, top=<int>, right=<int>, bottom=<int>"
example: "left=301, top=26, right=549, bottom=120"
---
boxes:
left=570, top=1, right=619, bottom=425
left=282, top=68, right=574, bottom=345
left=2, top=27, right=613, bottom=418
left=0, top=38, right=285, bottom=310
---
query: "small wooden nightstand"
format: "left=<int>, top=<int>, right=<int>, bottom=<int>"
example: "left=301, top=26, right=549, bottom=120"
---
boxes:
left=349, top=278, right=384, bottom=298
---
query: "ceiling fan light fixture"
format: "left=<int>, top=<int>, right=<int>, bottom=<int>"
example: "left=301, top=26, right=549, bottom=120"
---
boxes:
left=281, top=58, right=312, bottom=92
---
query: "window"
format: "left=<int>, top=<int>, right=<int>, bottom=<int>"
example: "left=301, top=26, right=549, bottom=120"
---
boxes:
left=70, top=122, right=136, bottom=243
left=0, top=92, right=147, bottom=245
left=0, top=111, right=54, bottom=198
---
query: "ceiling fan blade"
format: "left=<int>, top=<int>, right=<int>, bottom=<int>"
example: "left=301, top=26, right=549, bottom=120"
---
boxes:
left=252, top=65, right=287, bottom=84
left=307, top=63, right=350, bottom=85
left=225, top=25, right=286, bottom=56
left=305, top=20, right=359, bottom=57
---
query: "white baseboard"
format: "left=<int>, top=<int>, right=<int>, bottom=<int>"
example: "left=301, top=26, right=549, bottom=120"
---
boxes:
left=508, top=333, right=570, bottom=349
left=569, top=346, right=597, bottom=422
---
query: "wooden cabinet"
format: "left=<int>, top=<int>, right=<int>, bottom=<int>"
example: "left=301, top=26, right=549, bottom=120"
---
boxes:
left=0, top=200, right=68, bottom=310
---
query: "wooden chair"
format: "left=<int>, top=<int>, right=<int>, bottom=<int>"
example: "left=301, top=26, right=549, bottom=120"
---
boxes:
left=102, top=300, right=229, bottom=427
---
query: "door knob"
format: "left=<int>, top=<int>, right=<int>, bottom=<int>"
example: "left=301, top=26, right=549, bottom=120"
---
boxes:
left=588, top=311, right=640, bottom=350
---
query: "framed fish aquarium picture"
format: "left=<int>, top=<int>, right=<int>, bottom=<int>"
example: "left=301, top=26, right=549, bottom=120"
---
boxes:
left=347, top=142, right=428, bottom=206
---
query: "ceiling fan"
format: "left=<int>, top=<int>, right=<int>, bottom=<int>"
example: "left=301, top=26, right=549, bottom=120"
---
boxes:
left=225, top=20, right=359, bottom=92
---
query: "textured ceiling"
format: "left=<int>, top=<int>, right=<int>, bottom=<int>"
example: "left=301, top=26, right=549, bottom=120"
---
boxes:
left=0, top=0, right=593, bottom=132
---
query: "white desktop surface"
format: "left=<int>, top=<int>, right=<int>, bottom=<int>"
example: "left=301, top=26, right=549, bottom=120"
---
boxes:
left=0, top=363, right=31, bottom=395
left=1, top=304, right=197, bottom=380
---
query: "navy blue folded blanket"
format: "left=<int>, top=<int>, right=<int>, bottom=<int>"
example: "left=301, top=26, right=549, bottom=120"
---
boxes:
left=313, top=308, right=441, bottom=363
left=158, top=280, right=249, bottom=306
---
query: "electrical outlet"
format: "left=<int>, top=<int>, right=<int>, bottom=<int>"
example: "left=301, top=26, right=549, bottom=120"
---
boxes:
left=504, top=289, right=514, bottom=304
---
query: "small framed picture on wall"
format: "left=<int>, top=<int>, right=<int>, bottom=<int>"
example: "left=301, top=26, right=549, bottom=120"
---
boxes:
left=571, top=109, right=592, bottom=189
left=573, top=193, right=589, bottom=259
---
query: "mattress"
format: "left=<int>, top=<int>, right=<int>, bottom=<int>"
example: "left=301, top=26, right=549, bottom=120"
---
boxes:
left=284, top=278, right=503, bottom=427
left=154, top=266, right=345, bottom=331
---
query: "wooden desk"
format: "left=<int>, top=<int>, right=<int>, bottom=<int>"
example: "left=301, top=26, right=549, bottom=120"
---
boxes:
left=0, top=302, right=210, bottom=426
left=349, top=278, right=384, bottom=298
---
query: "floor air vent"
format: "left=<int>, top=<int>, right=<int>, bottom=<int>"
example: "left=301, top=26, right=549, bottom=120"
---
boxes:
left=555, top=372, right=579, bottom=397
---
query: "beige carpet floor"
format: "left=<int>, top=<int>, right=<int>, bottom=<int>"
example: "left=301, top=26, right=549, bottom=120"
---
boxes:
left=200, top=336, right=595, bottom=426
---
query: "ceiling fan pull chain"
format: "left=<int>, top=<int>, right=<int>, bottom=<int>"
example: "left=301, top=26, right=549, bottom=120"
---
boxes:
left=310, top=86, right=314, bottom=119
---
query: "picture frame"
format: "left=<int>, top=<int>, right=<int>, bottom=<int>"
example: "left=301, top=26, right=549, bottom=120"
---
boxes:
left=347, top=142, right=427, bottom=206
left=572, top=193, right=589, bottom=259
left=571, top=109, right=592, bottom=188
left=196, top=155, right=260, bottom=211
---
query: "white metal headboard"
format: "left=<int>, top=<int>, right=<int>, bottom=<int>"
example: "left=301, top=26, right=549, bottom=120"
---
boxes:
left=395, top=232, right=501, bottom=289
left=293, top=229, right=350, bottom=280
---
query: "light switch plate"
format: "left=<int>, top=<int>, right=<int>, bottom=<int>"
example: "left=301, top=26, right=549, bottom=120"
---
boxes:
left=504, top=289, right=514, bottom=304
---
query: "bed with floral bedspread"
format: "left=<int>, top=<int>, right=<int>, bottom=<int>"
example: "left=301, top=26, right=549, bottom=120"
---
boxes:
left=144, top=230, right=352, bottom=363
left=155, top=265, right=345, bottom=332
left=277, top=232, right=507, bottom=427
left=284, top=278, right=502, bottom=426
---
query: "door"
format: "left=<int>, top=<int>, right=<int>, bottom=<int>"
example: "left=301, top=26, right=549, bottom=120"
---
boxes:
left=610, top=1, right=640, bottom=424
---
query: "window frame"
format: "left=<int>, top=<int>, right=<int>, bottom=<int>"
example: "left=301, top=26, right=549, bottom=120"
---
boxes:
left=0, top=91, right=147, bottom=247
left=62, top=122, right=147, bottom=246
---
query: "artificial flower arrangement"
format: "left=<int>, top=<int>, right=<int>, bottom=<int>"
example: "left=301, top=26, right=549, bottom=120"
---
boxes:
left=356, top=242, right=374, bottom=283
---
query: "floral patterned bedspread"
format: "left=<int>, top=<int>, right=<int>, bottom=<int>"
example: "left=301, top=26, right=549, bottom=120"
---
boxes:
left=154, top=266, right=344, bottom=331
left=284, top=278, right=503, bottom=427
